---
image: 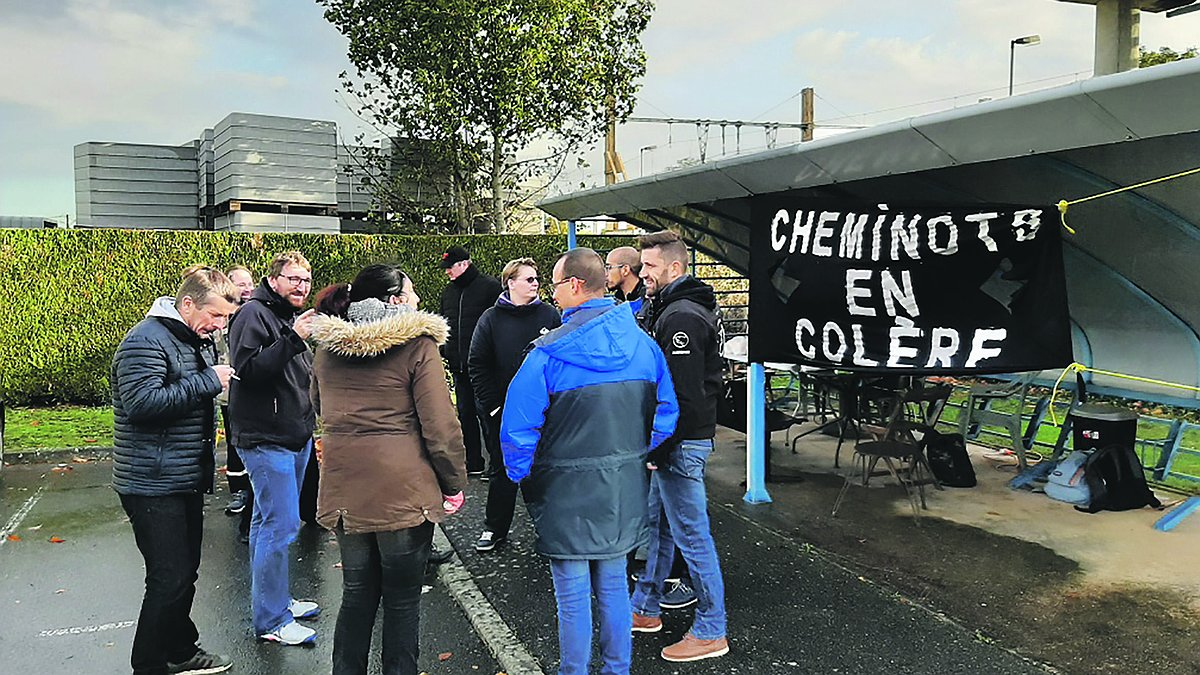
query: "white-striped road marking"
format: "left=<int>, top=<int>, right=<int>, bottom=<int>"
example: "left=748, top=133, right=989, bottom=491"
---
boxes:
left=0, top=485, right=46, bottom=549
left=37, top=620, right=136, bottom=639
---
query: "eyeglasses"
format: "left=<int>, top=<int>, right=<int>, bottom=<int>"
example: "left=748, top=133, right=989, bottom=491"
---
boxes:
left=604, top=264, right=627, bottom=271
left=281, top=275, right=312, bottom=287
left=550, top=277, right=576, bottom=288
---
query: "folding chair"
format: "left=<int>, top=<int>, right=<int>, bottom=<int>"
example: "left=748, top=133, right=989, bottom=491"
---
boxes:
left=832, top=382, right=952, bottom=522
left=957, top=374, right=1045, bottom=472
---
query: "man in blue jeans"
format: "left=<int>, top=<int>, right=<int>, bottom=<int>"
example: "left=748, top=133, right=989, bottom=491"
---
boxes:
left=501, top=248, right=679, bottom=675
left=631, top=231, right=730, bottom=662
left=228, top=251, right=321, bottom=646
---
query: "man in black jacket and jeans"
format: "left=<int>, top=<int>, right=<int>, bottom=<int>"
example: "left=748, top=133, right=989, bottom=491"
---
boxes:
left=439, top=245, right=502, bottom=477
left=630, top=231, right=729, bottom=663
left=227, top=251, right=321, bottom=646
left=112, top=267, right=238, bottom=675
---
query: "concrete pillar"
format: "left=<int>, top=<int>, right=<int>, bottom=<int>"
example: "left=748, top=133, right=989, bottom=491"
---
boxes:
left=1094, top=0, right=1140, bottom=76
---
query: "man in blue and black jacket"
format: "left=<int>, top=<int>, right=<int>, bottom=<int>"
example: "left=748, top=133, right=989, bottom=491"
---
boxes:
left=500, top=247, right=678, bottom=675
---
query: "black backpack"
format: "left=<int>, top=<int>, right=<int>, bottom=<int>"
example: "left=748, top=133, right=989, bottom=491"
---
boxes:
left=1076, top=444, right=1161, bottom=513
left=924, top=430, right=977, bottom=488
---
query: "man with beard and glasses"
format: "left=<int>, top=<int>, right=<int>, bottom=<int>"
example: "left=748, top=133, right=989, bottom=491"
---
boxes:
left=630, top=231, right=729, bottom=663
left=227, top=251, right=321, bottom=646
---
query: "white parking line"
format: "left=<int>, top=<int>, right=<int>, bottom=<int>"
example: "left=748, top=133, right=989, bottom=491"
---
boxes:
left=37, top=620, right=136, bottom=639
left=0, top=485, right=46, bottom=549
left=433, top=526, right=545, bottom=675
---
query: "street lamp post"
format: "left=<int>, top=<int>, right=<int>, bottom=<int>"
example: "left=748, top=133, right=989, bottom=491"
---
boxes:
left=639, top=144, right=658, bottom=177
left=1009, top=34, right=1042, bottom=96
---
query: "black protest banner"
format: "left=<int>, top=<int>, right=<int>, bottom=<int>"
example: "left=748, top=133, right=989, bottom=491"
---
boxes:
left=748, top=200, right=1072, bottom=374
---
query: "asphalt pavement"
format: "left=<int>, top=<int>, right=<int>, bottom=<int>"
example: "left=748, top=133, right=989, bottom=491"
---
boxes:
left=0, top=456, right=1053, bottom=674
left=0, top=460, right=497, bottom=675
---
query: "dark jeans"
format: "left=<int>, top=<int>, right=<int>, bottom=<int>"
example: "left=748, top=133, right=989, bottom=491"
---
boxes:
left=221, top=406, right=253, bottom=536
left=482, top=414, right=520, bottom=536
left=481, top=409, right=502, bottom=478
left=452, top=370, right=484, bottom=473
left=119, top=493, right=204, bottom=675
left=222, top=406, right=250, bottom=493
left=300, top=445, right=319, bottom=525
left=334, top=522, right=433, bottom=675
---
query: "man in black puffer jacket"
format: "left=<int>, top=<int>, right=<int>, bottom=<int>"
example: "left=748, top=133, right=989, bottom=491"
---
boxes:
left=112, top=267, right=238, bottom=675
left=439, top=245, right=502, bottom=476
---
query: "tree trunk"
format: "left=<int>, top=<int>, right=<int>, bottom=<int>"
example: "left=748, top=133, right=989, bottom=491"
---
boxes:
left=452, top=173, right=469, bottom=234
left=491, top=134, right=505, bottom=234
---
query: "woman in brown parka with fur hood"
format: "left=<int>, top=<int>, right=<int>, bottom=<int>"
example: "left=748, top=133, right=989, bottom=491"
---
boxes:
left=309, top=264, right=467, bottom=675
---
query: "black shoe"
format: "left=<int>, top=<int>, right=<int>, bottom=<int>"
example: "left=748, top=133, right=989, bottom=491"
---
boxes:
left=467, top=469, right=485, bottom=478
left=428, top=545, right=454, bottom=565
left=659, top=579, right=698, bottom=609
left=224, top=491, right=248, bottom=516
left=168, top=647, right=232, bottom=674
left=474, top=531, right=506, bottom=552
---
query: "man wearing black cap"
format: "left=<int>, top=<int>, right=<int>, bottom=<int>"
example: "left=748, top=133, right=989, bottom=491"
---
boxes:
left=439, top=246, right=503, bottom=478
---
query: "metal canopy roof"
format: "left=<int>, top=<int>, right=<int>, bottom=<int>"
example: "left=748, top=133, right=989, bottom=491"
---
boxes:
left=540, top=58, right=1200, bottom=404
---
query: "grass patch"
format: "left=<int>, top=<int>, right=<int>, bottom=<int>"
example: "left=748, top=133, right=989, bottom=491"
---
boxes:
left=4, top=405, right=113, bottom=452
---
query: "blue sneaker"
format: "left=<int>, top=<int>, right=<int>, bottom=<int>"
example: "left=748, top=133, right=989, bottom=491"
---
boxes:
left=659, top=580, right=697, bottom=610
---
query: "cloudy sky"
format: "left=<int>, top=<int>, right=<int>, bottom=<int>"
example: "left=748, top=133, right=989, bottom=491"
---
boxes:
left=0, top=0, right=1196, bottom=220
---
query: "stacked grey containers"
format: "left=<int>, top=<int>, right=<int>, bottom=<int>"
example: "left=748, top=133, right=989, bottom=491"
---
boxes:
left=213, top=113, right=337, bottom=206
left=197, top=128, right=215, bottom=230
left=74, top=112, right=367, bottom=232
left=74, top=142, right=199, bottom=229
left=0, top=216, right=59, bottom=229
left=209, top=113, right=339, bottom=232
left=337, top=143, right=378, bottom=217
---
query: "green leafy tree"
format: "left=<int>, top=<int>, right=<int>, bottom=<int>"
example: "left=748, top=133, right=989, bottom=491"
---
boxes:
left=1139, top=46, right=1198, bottom=68
left=319, top=0, right=654, bottom=233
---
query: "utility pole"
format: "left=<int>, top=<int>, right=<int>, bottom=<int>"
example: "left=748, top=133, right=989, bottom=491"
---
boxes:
left=800, top=87, right=814, bottom=142
left=604, top=98, right=627, bottom=185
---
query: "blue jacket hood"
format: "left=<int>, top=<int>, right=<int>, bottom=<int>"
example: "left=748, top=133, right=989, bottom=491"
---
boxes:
left=538, top=298, right=638, bottom=373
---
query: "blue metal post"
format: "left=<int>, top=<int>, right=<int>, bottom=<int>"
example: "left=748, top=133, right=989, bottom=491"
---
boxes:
left=567, top=220, right=577, bottom=250
left=744, top=362, right=772, bottom=503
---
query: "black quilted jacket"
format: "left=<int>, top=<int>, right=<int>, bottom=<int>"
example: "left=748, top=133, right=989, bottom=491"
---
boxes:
left=111, top=298, right=222, bottom=496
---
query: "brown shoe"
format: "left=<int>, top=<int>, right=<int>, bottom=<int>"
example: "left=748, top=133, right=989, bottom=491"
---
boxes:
left=631, top=613, right=662, bottom=633
left=661, top=633, right=729, bottom=662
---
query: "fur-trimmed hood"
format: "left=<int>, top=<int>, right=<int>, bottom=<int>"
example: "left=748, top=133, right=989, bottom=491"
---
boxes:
left=310, top=308, right=450, bottom=358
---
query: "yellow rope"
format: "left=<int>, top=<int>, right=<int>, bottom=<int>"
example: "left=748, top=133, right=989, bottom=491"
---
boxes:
left=1047, top=362, right=1200, bottom=425
left=1057, top=165, right=1200, bottom=235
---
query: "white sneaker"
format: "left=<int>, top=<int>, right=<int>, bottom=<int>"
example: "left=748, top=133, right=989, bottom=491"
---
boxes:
left=259, top=620, right=316, bottom=646
left=288, top=599, right=320, bottom=620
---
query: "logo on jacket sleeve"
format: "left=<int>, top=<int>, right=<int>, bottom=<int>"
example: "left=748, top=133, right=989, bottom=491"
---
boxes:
left=671, top=331, right=690, bottom=349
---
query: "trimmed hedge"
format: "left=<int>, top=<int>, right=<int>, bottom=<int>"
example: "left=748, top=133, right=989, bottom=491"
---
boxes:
left=0, top=229, right=631, bottom=405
